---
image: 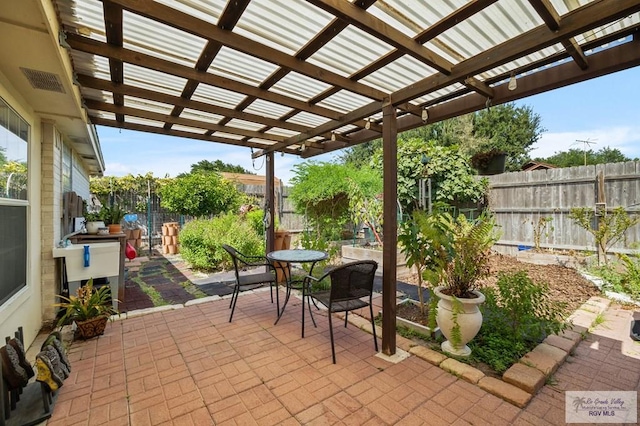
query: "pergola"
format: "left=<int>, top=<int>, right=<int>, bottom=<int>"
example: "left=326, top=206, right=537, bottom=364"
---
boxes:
left=55, top=0, right=640, bottom=355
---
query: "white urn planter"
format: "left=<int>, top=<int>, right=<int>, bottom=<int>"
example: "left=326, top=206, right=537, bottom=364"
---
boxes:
left=434, top=286, right=485, bottom=357
left=86, top=221, right=106, bottom=234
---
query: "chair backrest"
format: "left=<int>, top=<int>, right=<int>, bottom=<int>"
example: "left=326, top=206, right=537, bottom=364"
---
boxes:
left=222, top=244, right=242, bottom=279
left=328, top=260, right=378, bottom=302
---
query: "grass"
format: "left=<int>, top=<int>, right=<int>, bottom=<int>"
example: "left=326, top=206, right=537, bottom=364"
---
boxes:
left=133, top=277, right=168, bottom=307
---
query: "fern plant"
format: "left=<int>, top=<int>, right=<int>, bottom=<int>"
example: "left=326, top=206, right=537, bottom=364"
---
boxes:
left=416, top=209, right=500, bottom=298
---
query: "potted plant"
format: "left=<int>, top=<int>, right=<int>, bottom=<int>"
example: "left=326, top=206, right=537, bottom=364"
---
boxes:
left=418, top=209, right=500, bottom=356
left=101, top=204, right=126, bottom=234
left=470, top=148, right=507, bottom=175
left=83, top=210, right=106, bottom=234
left=55, top=278, right=118, bottom=340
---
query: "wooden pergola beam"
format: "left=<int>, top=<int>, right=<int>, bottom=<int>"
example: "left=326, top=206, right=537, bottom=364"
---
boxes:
left=77, top=74, right=312, bottom=133
left=256, top=0, right=640, bottom=156
left=85, top=99, right=286, bottom=142
left=105, top=0, right=387, bottom=102
left=305, top=0, right=453, bottom=75
left=103, top=1, right=123, bottom=122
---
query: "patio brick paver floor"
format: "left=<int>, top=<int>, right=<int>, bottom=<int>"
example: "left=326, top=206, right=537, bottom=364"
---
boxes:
left=45, top=254, right=640, bottom=425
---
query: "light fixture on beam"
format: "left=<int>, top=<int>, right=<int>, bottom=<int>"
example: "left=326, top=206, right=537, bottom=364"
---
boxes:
left=365, top=118, right=372, bottom=130
left=300, top=143, right=306, bottom=152
left=421, top=108, right=429, bottom=122
left=508, top=72, right=517, bottom=91
left=331, top=132, right=336, bottom=142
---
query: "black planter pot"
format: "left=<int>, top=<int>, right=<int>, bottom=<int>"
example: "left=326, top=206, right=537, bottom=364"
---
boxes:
left=473, top=152, right=507, bottom=175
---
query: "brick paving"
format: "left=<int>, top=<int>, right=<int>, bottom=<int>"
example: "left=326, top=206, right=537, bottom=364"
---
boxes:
left=47, top=254, right=640, bottom=425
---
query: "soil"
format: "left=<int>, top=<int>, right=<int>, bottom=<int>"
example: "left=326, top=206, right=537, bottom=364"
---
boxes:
left=395, top=252, right=602, bottom=378
left=397, top=252, right=601, bottom=326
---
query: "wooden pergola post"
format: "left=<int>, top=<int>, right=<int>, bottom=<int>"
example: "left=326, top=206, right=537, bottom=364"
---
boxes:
left=381, top=97, right=397, bottom=356
left=266, top=151, right=275, bottom=254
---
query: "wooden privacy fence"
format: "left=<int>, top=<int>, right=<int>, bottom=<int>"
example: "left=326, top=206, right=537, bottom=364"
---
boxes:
left=487, top=161, right=640, bottom=255
left=235, top=183, right=305, bottom=232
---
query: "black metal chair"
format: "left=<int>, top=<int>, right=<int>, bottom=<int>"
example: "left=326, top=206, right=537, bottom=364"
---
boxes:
left=222, top=244, right=278, bottom=322
left=306, top=260, right=378, bottom=363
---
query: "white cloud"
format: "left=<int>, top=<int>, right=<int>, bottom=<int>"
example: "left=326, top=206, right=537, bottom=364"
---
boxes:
left=530, top=126, right=640, bottom=159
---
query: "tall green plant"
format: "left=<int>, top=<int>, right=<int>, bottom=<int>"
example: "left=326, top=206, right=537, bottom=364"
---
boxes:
left=180, top=213, right=263, bottom=271
left=289, top=161, right=381, bottom=241
left=399, top=210, right=431, bottom=313
left=472, top=271, right=569, bottom=372
left=371, top=138, right=488, bottom=214
left=569, top=206, right=640, bottom=265
left=157, top=171, right=241, bottom=217
left=415, top=210, right=500, bottom=298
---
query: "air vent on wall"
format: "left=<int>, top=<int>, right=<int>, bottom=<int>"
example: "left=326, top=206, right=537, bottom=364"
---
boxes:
left=20, top=68, right=66, bottom=93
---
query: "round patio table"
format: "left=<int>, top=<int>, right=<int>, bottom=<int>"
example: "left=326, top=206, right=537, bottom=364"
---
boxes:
left=267, top=249, right=328, bottom=337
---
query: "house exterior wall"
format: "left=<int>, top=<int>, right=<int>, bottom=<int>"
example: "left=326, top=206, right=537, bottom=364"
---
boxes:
left=0, top=71, right=43, bottom=346
left=40, top=121, right=61, bottom=324
left=0, top=78, right=95, bottom=346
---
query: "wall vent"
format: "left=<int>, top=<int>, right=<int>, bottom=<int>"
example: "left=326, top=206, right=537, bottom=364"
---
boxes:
left=20, top=68, right=66, bottom=93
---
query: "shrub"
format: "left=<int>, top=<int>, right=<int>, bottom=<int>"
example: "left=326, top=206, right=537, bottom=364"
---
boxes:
left=245, top=208, right=266, bottom=237
left=180, top=213, right=263, bottom=271
left=590, top=251, right=640, bottom=300
left=470, top=270, right=568, bottom=373
left=158, top=171, right=241, bottom=217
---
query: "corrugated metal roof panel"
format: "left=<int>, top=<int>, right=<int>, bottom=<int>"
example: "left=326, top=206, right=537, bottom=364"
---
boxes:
left=122, top=10, right=205, bottom=67
left=191, top=83, right=248, bottom=110
left=122, top=64, right=187, bottom=97
left=235, top=0, right=332, bottom=55
left=209, top=46, right=280, bottom=87
left=243, top=99, right=293, bottom=120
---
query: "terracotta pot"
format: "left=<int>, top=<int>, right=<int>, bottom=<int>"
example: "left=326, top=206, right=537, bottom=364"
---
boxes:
left=132, top=229, right=142, bottom=239
left=74, top=316, right=108, bottom=340
left=108, top=224, right=122, bottom=234
left=434, top=286, right=485, bottom=357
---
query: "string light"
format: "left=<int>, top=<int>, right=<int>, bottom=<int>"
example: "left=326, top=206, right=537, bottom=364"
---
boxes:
left=331, top=132, right=336, bottom=142
left=300, top=143, right=306, bottom=152
left=365, top=118, right=371, bottom=130
left=421, top=108, right=429, bottom=122
left=508, top=72, right=517, bottom=91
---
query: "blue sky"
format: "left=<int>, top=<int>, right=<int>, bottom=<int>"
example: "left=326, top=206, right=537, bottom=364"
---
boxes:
left=98, top=66, right=640, bottom=185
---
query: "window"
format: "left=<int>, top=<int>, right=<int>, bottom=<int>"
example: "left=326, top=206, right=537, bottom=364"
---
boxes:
left=0, top=96, right=29, bottom=305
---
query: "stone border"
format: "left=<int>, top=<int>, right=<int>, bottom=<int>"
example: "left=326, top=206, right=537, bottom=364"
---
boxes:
left=393, top=296, right=611, bottom=408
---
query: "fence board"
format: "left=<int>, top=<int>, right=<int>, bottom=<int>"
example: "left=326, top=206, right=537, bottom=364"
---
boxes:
left=488, top=161, right=640, bottom=255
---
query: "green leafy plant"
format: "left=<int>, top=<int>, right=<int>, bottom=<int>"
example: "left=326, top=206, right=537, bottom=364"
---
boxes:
left=100, top=204, right=126, bottom=225
left=416, top=209, right=500, bottom=298
left=590, top=250, right=640, bottom=300
left=157, top=171, right=241, bottom=217
left=569, top=206, right=639, bottom=265
left=371, top=139, right=488, bottom=214
left=399, top=210, right=432, bottom=314
left=449, top=297, right=464, bottom=347
left=289, top=161, right=381, bottom=242
left=179, top=213, right=263, bottom=271
left=470, top=271, right=569, bottom=373
left=529, top=216, right=554, bottom=251
left=55, top=278, right=118, bottom=326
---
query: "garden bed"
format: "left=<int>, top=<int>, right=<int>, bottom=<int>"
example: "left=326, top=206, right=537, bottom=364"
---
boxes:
left=395, top=252, right=602, bottom=377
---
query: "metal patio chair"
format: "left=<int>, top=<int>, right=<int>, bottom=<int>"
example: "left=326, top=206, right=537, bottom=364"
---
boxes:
left=222, top=244, right=278, bottom=322
left=306, top=260, right=378, bottom=363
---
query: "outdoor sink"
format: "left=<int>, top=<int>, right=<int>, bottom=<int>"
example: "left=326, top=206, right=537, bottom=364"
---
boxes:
left=52, top=242, right=120, bottom=282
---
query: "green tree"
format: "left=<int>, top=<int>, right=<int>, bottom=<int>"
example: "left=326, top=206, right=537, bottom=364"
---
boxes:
left=371, top=138, right=487, bottom=213
left=188, top=159, right=253, bottom=175
left=340, top=104, right=543, bottom=172
left=289, top=161, right=381, bottom=240
left=338, top=140, right=380, bottom=168
left=472, top=103, right=544, bottom=170
left=157, top=171, right=241, bottom=217
left=90, top=173, right=162, bottom=212
left=535, top=146, right=631, bottom=167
